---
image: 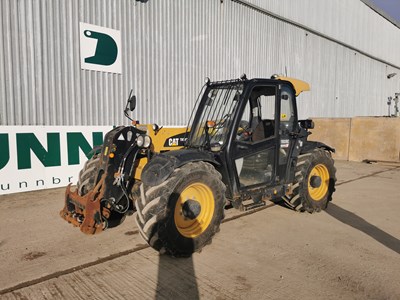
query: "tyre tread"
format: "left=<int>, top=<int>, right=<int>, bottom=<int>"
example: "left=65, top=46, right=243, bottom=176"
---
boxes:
left=284, top=149, right=336, bottom=213
left=135, top=161, right=226, bottom=256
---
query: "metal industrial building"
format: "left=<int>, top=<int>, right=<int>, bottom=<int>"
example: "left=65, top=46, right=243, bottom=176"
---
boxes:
left=1, top=0, right=400, bottom=126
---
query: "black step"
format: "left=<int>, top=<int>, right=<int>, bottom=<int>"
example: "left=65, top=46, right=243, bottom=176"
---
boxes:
left=241, top=200, right=266, bottom=211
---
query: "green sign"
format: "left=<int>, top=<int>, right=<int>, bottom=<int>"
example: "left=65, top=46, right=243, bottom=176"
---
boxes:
left=80, top=22, right=122, bottom=74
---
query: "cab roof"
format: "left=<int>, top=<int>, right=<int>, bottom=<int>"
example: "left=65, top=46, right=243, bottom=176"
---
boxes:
left=207, top=75, right=310, bottom=97
left=275, top=76, right=310, bottom=96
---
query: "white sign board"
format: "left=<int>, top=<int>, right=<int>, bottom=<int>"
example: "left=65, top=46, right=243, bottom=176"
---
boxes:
left=79, top=22, right=122, bottom=74
left=0, top=126, right=112, bottom=195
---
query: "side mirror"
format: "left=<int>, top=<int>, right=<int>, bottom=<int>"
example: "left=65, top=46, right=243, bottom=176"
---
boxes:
left=128, top=95, right=136, bottom=111
left=299, top=119, right=314, bottom=130
left=124, top=90, right=137, bottom=121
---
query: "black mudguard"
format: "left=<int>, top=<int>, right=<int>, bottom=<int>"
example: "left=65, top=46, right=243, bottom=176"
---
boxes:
left=141, top=149, right=220, bottom=186
left=301, top=141, right=335, bottom=154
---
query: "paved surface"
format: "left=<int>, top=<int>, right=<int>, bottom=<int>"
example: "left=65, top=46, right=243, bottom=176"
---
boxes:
left=0, top=161, right=399, bottom=299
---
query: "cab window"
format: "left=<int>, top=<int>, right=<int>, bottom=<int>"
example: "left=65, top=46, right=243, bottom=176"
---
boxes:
left=236, top=85, right=276, bottom=142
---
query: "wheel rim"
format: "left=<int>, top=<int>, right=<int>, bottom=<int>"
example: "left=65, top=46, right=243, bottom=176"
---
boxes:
left=308, top=164, right=329, bottom=201
left=174, top=182, right=215, bottom=238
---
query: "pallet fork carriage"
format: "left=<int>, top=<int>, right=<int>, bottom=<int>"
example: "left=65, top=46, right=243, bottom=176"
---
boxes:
left=60, top=74, right=336, bottom=256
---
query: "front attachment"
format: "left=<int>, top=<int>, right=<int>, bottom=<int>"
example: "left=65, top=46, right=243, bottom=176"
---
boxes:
left=60, top=125, right=144, bottom=234
left=60, top=175, right=107, bottom=234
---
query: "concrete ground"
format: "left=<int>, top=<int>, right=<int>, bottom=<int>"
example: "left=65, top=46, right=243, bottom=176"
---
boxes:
left=0, top=161, right=399, bottom=299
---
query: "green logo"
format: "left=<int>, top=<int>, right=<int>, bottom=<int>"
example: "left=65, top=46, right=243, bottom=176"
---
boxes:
left=0, top=134, right=10, bottom=170
left=17, top=133, right=61, bottom=169
left=84, top=30, right=118, bottom=66
left=0, top=132, right=103, bottom=170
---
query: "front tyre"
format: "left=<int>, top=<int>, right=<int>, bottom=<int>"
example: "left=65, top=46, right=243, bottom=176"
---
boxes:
left=77, top=154, right=101, bottom=196
left=135, top=162, right=226, bottom=257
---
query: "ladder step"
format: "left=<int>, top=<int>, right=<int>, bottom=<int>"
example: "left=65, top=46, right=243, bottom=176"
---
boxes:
left=241, top=200, right=266, bottom=211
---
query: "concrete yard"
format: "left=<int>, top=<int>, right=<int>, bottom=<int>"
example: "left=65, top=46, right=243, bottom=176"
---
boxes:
left=0, top=161, right=399, bottom=299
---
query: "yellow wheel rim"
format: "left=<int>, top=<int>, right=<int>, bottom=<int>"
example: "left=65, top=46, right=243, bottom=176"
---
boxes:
left=174, top=182, right=215, bottom=238
left=308, top=164, right=329, bottom=201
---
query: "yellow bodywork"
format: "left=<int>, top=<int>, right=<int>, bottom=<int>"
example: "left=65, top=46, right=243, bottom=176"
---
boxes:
left=276, top=76, right=310, bottom=96
left=133, top=124, right=188, bottom=179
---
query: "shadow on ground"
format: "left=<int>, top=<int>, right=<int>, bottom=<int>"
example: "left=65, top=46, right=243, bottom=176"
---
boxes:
left=326, top=203, right=400, bottom=254
left=156, top=254, right=199, bottom=300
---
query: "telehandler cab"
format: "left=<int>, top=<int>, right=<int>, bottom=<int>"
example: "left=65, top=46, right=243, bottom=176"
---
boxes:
left=60, top=75, right=336, bottom=257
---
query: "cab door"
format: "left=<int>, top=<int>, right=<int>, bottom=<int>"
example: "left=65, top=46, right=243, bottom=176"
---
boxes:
left=231, top=84, right=279, bottom=190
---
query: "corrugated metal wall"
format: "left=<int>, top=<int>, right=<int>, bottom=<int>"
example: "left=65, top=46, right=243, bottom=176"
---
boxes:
left=1, top=0, right=399, bottom=126
left=244, top=0, right=400, bottom=67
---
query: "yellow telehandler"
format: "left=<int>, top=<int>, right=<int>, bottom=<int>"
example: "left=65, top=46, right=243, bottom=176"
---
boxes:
left=60, top=75, right=336, bottom=257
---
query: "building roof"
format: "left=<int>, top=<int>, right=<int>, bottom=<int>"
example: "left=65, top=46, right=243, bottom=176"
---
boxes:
left=360, top=0, right=400, bottom=29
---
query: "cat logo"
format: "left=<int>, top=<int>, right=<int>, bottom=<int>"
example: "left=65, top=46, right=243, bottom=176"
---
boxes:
left=163, top=134, right=188, bottom=148
left=168, top=138, right=180, bottom=147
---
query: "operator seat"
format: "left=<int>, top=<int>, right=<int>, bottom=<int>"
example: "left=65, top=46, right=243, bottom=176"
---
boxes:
left=252, top=121, right=265, bottom=142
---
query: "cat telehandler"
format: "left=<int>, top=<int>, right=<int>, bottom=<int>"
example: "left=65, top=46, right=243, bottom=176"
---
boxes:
left=60, top=74, right=336, bottom=257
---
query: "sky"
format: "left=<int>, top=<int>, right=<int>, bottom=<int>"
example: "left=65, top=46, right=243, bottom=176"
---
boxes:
left=368, top=0, right=400, bottom=23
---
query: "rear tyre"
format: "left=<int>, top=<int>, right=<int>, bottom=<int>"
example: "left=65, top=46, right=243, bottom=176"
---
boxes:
left=286, top=149, right=336, bottom=213
left=135, top=161, right=226, bottom=257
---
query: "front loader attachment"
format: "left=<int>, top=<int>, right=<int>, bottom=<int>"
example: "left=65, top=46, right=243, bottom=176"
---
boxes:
left=59, top=124, right=189, bottom=234
left=59, top=126, right=145, bottom=234
left=60, top=175, right=107, bottom=234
